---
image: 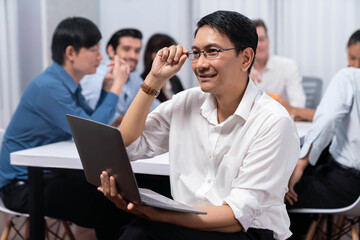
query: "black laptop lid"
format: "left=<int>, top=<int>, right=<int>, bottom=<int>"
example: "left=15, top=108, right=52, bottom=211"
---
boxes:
left=66, top=114, right=142, bottom=203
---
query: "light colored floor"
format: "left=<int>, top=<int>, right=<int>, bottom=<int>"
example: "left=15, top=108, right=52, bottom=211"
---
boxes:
left=0, top=211, right=97, bottom=239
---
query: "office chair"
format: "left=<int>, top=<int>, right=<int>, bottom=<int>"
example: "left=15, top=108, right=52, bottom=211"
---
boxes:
left=302, top=76, right=323, bottom=109
left=289, top=195, right=360, bottom=240
left=0, top=128, right=76, bottom=240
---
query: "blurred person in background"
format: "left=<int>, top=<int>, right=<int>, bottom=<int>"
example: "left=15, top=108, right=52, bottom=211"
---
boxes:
left=0, top=17, right=131, bottom=240
left=251, top=19, right=306, bottom=110
left=81, top=28, right=160, bottom=126
left=142, top=33, right=184, bottom=102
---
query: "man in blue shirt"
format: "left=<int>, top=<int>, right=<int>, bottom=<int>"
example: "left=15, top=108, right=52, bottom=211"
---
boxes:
left=81, top=29, right=160, bottom=126
left=0, top=17, right=132, bottom=239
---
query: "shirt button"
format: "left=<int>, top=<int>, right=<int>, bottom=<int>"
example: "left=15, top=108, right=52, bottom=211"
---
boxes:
left=207, top=179, right=212, bottom=183
left=208, top=153, right=212, bottom=159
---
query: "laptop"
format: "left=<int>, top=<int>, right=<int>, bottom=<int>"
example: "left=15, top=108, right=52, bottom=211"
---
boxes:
left=66, top=114, right=206, bottom=215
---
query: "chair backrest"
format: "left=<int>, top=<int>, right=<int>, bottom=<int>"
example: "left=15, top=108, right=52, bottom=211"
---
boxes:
left=302, top=76, right=323, bottom=109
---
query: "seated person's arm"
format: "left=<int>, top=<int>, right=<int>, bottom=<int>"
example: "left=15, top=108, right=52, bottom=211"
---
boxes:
left=285, top=145, right=312, bottom=205
left=276, top=96, right=315, bottom=121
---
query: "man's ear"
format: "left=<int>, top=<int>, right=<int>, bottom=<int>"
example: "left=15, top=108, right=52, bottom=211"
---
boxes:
left=64, top=46, right=76, bottom=62
left=240, top=47, right=254, bottom=72
left=107, top=45, right=115, bottom=59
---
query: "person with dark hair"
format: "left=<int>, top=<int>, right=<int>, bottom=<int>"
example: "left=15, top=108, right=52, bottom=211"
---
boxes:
left=141, top=33, right=184, bottom=102
left=0, top=17, right=132, bottom=239
left=99, top=10, right=299, bottom=240
left=251, top=19, right=306, bottom=111
left=347, top=29, right=360, bottom=68
left=81, top=28, right=160, bottom=126
left=285, top=31, right=360, bottom=238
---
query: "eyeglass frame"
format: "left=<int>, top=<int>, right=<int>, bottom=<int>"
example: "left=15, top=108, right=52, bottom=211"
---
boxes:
left=186, top=47, right=242, bottom=61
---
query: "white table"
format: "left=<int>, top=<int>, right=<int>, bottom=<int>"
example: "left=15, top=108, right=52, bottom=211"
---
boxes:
left=11, top=140, right=170, bottom=176
left=10, top=121, right=311, bottom=172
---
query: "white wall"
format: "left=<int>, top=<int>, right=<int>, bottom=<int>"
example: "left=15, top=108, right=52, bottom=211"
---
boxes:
left=278, top=0, right=360, bottom=91
left=0, top=0, right=20, bottom=129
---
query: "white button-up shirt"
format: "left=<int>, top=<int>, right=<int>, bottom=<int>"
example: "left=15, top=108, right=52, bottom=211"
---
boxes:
left=301, top=67, right=360, bottom=169
left=254, top=55, right=306, bottom=108
left=127, top=80, right=299, bottom=239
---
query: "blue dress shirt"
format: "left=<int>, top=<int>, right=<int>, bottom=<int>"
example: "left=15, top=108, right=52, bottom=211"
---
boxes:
left=300, top=67, right=360, bottom=170
left=80, top=64, right=161, bottom=124
left=0, top=62, right=119, bottom=188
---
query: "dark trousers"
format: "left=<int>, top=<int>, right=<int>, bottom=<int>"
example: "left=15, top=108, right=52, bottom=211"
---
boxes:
left=0, top=171, right=133, bottom=240
left=289, top=155, right=360, bottom=209
left=287, top=154, right=360, bottom=237
left=119, top=218, right=274, bottom=240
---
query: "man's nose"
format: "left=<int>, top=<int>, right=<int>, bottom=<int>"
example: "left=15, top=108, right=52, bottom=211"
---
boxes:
left=129, top=50, right=138, bottom=59
left=195, top=53, right=209, bottom=68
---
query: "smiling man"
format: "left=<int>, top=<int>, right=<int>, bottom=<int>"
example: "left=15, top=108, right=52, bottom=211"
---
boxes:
left=81, top=28, right=160, bottom=126
left=0, top=17, right=131, bottom=240
left=99, top=11, right=299, bottom=240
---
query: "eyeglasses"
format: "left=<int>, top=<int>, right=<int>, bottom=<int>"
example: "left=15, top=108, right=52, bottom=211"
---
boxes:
left=186, top=48, right=241, bottom=61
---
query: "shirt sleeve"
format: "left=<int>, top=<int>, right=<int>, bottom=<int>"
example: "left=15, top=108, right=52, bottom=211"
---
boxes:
left=284, top=60, right=306, bottom=108
left=35, top=83, right=118, bottom=134
left=300, top=69, right=354, bottom=165
left=224, top=116, right=299, bottom=231
left=126, top=99, right=173, bottom=160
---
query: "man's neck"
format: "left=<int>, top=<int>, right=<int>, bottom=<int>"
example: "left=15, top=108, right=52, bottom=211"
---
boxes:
left=215, top=78, right=248, bottom=123
left=62, top=64, right=84, bottom=84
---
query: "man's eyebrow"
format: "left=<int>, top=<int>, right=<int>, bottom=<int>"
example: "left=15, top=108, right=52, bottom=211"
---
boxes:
left=191, top=43, right=223, bottom=49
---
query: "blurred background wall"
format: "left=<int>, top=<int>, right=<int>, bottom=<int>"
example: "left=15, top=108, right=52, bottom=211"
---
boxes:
left=1, top=0, right=359, bottom=128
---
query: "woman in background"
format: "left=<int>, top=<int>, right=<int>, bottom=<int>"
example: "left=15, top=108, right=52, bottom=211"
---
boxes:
left=142, top=33, right=184, bottom=102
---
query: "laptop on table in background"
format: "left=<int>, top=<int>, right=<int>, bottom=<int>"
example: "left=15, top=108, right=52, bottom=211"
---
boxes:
left=66, top=114, right=206, bottom=215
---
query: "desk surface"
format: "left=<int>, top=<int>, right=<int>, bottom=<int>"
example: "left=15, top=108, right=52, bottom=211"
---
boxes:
left=10, top=121, right=312, bottom=176
left=10, top=141, right=170, bottom=176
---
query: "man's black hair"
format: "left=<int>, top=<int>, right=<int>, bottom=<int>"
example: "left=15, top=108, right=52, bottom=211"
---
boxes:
left=51, top=17, right=101, bottom=65
left=195, top=10, right=258, bottom=74
left=348, top=29, right=360, bottom=48
left=106, top=28, right=142, bottom=56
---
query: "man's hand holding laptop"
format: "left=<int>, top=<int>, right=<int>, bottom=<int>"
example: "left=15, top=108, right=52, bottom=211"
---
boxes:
left=98, top=171, right=154, bottom=219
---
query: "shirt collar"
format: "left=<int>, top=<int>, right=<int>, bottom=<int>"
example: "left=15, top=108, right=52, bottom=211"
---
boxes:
left=51, top=62, right=78, bottom=94
left=200, top=79, right=260, bottom=124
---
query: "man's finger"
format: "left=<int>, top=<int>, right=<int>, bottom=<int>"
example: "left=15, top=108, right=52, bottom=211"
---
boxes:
left=109, top=176, right=118, bottom=197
